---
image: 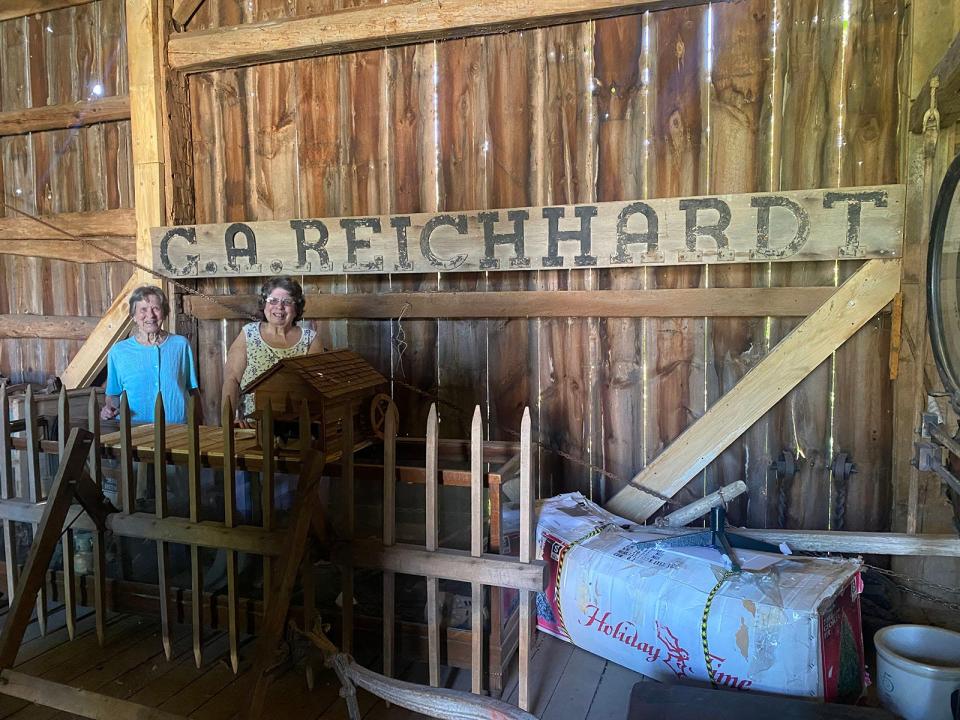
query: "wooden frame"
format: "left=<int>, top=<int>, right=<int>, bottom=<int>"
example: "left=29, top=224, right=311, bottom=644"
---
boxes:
left=165, top=0, right=708, bottom=73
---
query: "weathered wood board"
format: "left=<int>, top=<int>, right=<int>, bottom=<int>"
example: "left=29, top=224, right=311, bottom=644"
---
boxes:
left=152, top=184, right=904, bottom=278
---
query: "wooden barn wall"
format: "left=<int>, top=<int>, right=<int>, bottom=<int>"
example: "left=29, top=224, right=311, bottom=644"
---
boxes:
left=0, top=0, right=133, bottom=384
left=185, top=0, right=901, bottom=531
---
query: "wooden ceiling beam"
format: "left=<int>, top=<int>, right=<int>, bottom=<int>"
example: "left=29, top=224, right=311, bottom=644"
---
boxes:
left=0, top=96, right=130, bottom=137
left=0, top=208, right=135, bottom=262
left=0, top=0, right=94, bottom=22
left=167, top=0, right=707, bottom=73
left=0, top=208, right=135, bottom=239
left=605, top=258, right=901, bottom=522
left=0, top=315, right=99, bottom=341
left=182, top=287, right=839, bottom=320
left=0, top=239, right=134, bottom=263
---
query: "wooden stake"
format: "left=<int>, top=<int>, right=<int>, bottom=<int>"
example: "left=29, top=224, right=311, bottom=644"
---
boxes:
left=25, top=386, right=46, bottom=636
left=187, top=395, right=203, bottom=667
left=518, top=408, right=534, bottom=712
left=154, top=393, right=172, bottom=661
left=57, top=389, right=76, bottom=641
left=470, top=406, right=483, bottom=695
left=0, top=384, right=18, bottom=605
left=119, top=392, right=134, bottom=514
left=222, top=397, right=239, bottom=674
left=425, top=404, right=440, bottom=688
left=88, top=389, right=106, bottom=647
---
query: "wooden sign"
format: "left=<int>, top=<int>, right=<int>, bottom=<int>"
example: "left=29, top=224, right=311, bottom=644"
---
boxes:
left=151, top=184, right=904, bottom=278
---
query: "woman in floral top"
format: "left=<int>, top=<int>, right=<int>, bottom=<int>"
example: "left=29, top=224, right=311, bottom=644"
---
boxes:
left=221, top=276, right=324, bottom=426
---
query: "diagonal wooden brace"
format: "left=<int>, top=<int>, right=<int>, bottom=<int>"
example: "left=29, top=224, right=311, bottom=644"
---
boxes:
left=605, top=259, right=901, bottom=523
left=0, top=428, right=117, bottom=670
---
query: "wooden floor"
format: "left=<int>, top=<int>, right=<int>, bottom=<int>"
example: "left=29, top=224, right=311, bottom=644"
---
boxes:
left=0, top=605, right=646, bottom=719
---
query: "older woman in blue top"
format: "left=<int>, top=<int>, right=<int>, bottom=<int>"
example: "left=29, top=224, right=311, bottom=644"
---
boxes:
left=100, top=285, right=200, bottom=424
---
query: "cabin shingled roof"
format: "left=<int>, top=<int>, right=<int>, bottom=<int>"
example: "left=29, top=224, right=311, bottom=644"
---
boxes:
left=242, top=349, right=386, bottom=400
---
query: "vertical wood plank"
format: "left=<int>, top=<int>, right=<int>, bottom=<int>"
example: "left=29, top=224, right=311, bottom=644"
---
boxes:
left=470, top=405, right=483, bottom=695
left=222, top=396, right=239, bottom=674
left=87, top=388, right=105, bottom=646
left=57, top=387, right=76, bottom=641
left=383, top=43, right=439, bottom=437
left=648, top=6, right=707, bottom=513
left=832, top=0, right=900, bottom=532
left=518, top=407, right=534, bottom=711
left=0, top=383, right=17, bottom=605
left=777, top=0, right=845, bottom=530
left=154, top=392, right=171, bottom=660
left=425, top=403, right=440, bottom=688
left=25, top=385, right=45, bottom=635
left=594, top=13, right=649, bottom=501
left=706, top=0, right=776, bottom=526
left=187, top=393, right=203, bottom=667
left=382, top=398, right=396, bottom=679
left=437, top=36, right=489, bottom=441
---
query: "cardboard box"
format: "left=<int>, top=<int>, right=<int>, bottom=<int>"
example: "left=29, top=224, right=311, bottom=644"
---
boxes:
left=536, top=493, right=865, bottom=701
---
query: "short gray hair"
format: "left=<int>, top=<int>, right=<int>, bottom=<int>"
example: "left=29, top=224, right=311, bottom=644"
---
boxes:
left=128, top=285, right=170, bottom=319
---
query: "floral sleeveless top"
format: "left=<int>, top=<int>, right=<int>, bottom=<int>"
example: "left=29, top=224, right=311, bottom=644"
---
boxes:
left=239, top=321, right=318, bottom=416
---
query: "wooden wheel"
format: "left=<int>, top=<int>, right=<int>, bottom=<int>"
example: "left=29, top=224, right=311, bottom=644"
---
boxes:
left=370, top=393, right=398, bottom=440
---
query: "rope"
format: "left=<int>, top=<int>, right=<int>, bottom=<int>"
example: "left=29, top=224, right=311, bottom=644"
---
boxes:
left=701, top=568, right=739, bottom=687
left=552, top=525, right=608, bottom=638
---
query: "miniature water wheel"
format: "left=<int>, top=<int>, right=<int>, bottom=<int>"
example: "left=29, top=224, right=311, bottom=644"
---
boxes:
left=370, top=393, right=399, bottom=440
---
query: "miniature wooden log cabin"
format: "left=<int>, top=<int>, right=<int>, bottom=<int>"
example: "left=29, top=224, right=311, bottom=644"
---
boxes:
left=242, top=349, right=391, bottom=457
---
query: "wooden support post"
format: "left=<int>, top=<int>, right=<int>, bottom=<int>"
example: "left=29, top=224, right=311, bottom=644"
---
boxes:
left=154, top=394, right=172, bottom=661
left=518, top=408, right=534, bottom=712
left=24, top=386, right=45, bottom=636
left=382, top=400, right=397, bottom=681
left=470, top=407, right=484, bottom=695
left=57, top=389, right=76, bottom=641
left=261, top=403, right=274, bottom=604
left=341, top=403, right=355, bottom=655
left=222, top=398, right=239, bottom=674
left=606, top=259, right=902, bottom=522
left=0, top=384, right=18, bottom=604
left=119, top=393, right=134, bottom=515
left=425, top=405, right=441, bottom=688
left=87, top=390, right=106, bottom=647
left=0, top=429, right=93, bottom=669
left=187, top=395, right=203, bottom=667
left=245, top=451, right=326, bottom=720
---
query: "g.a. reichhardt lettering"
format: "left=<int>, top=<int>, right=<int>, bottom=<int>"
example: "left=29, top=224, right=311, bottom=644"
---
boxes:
left=153, top=185, right=903, bottom=278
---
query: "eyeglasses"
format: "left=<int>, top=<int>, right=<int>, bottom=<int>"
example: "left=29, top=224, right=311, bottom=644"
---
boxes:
left=265, top=296, right=296, bottom=307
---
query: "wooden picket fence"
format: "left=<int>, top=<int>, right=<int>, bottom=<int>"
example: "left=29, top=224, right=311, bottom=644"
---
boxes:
left=0, top=381, right=543, bottom=718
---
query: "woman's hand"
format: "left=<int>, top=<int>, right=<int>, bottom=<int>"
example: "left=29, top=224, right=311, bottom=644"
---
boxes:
left=100, top=404, right=119, bottom=421
left=233, top=417, right=253, bottom=430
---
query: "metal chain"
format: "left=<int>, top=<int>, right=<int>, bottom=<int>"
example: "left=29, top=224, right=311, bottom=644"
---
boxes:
left=863, top=563, right=960, bottom=613
left=2, top=203, right=261, bottom=323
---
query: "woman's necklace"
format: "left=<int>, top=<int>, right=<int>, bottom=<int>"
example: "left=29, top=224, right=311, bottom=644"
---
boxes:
left=136, top=330, right=168, bottom=346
